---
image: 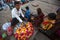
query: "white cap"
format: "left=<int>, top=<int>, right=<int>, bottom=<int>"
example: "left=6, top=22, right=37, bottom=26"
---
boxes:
left=15, top=0, right=21, bottom=1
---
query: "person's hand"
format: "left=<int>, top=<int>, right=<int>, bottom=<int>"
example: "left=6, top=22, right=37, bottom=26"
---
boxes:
left=31, top=16, right=34, bottom=20
left=24, top=18, right=28, bottom=21
left=22, top=22, right=26, bottom=27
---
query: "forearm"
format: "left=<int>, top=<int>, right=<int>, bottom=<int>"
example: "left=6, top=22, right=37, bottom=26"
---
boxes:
left=20, top=9, right=25, bottom=17
left=16, top=15, right=23, bottom=23
left=47, top=24, right=53, bottom=30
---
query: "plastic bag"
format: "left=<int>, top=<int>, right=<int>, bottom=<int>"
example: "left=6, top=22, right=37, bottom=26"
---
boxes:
left=2, top=22, right=11, bottom=31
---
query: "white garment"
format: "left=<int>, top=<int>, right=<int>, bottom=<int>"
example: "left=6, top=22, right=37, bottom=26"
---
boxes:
left=2, top=22, right=11, bottom=31
left=11, top=8, right=24, bottom=23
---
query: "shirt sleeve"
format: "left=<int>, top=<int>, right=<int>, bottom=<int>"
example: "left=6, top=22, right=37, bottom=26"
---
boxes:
left=12, top=9, right=23, bottom=23
left=20, top=9, right=24, bottom=17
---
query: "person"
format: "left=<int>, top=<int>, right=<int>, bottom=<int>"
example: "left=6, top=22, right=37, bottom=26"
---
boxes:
left=41, top=13, right=56, bottom=30
left=21, top=0, right=25, bottom=4
left=53, top=8, right=60, bottom=39
left=0, top=0, right=9, bottom=11
left=46, top=8, right=60, bottom=40
left=25, top=6, right=31, bottom=21
left=56, top=8, right=60, bottom=20
left=11, top=1, right=25, bottom=26
left=33, top=8, right=44, bottom=27
left=0, top=1, right=2, bottom=7
left=4, top=0, right=14, bottom=9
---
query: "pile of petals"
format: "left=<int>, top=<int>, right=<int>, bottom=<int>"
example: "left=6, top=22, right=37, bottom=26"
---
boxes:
left=14, top=22, right=34, bottom=40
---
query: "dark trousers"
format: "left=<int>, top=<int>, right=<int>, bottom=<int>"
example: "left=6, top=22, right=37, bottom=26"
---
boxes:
left=11, top=16, right=25, bottom=26
left=11, top=18, right=19, bottom=26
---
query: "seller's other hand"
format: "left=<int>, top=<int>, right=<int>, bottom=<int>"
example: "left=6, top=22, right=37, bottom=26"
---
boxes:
left=24, top=18, right=28, bottom=21
left=22, top=22, right=26, bottom=27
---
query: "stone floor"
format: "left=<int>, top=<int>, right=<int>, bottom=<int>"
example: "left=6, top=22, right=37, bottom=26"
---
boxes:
left=0, top=0, right=60, bottom=40
left=38, top=0, right=60, bottom=6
